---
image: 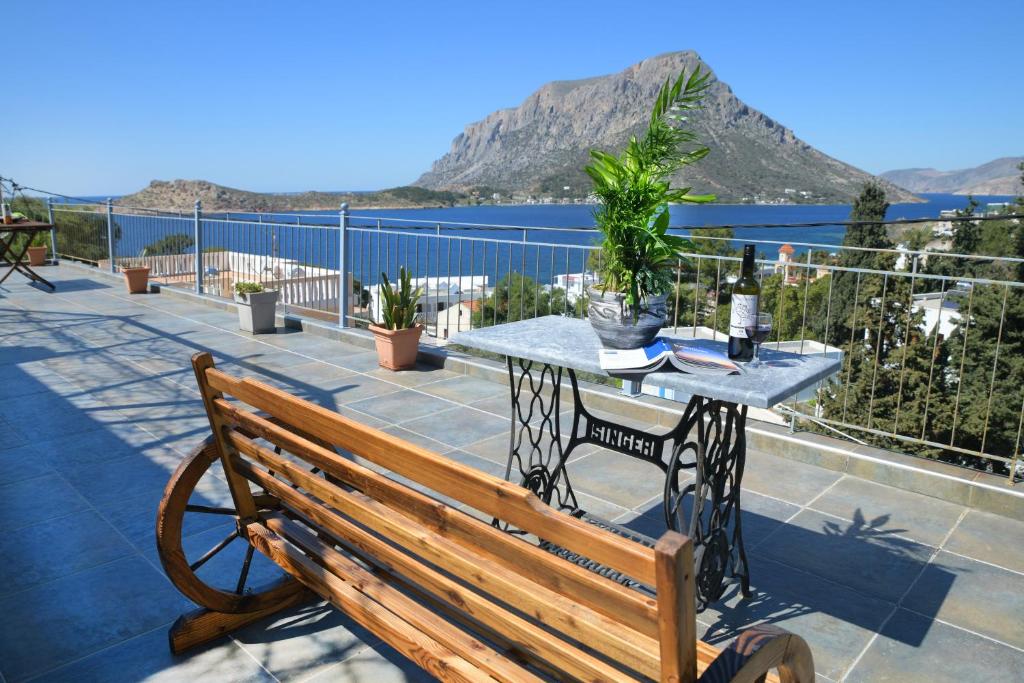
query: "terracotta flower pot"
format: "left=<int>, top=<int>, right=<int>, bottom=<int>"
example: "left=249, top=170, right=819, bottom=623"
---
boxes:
left=369, top=324, right=423, bottom=370
left=122, top=267, right=150, bottom=294
left=26, top=245, right=48, bottom=267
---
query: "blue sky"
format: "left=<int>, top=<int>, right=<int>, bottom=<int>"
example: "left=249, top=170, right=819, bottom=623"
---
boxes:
left=6, top=0, right=1022, bottom=195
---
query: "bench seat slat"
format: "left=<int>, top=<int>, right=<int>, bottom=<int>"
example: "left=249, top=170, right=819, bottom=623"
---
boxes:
left=228, top=433, right=663, bottom=679
left=206, top=369, right=657, bottom=585
left=264, top=514, right=642, bottom=682
left=213, top=396, right=660, bottom=638
left=244, top=523, right=506, bottom=683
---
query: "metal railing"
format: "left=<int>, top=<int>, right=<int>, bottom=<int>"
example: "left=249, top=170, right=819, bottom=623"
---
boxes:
left=47, top=201, right=1024, bottom=481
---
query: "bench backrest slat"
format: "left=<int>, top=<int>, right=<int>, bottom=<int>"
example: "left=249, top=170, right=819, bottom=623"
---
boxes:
left=206, top=366, right=658, bottom=585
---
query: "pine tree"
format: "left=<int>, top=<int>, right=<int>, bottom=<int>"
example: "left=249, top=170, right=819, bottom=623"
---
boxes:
left=816, top=182, right=891, bottom=346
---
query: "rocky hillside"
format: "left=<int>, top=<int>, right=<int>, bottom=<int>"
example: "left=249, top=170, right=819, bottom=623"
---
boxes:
left=881, top=157, right=1023, bottom=195
left=415, top=51, right=916, bottom=203
left=116, top=180, right=463, bottom=213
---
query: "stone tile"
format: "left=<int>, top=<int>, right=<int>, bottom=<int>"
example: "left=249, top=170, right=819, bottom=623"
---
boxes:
left=903, top=550, right=1024, bottom=650
left=809, top=476, right=965, bottom=548
left=62, top=447, right=181, bottom=508
left=754, top=508, right=934, bottom=603
left=36, top=428, right=146, bottom=470
left=741, top=450, right=842, bottom=506
left=461, top=432, right=515, bottom=466
left=346, top=389, right=454, bottom=424
left=699, top=557, right=893, bottom=682
left=3, top=393, right=108, bottom=444
left=0, top=416, right=29, bottom=451
left=382, top=425, right=455, bottom=454
left=0, top=556, right=190, bottom=682
left=324, top=374, right=404, bottom=406
left=0, top=364, right=58, bottom=399
left=233, top=601, right=377, bottom=682
left=560, top=447, right=669, bottom=509
left=366, top=364, right=458, bottom=387
left=399, top=406, right=510, bottom=449
left=0, top=442, right=54, bottom=485
left=419, top=374, right=507, bottom=403
left=0, top=510, right=134, bottom=598
left=0, top=473, right=91, bottom=532
left=614, top=488, right=795, bottom=549
left=30, top=626, right=274, bottom=683
left=332, top=350, right=387, bottom=373
left=944, top=508, right=1024, bottom=573
left=303, top=641, right=436, bottom=683
left=846, top=608, right=1024, bottom=682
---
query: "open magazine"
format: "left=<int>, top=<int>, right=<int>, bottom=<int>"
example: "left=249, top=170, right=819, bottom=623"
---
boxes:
left=599, top=338, right=742, bottom=376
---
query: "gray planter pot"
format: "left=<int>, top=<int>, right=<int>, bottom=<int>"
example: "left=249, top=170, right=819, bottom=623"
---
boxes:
left=235, top=290, right=279, bottom=334
left=587, top=286, right=667, bottom=349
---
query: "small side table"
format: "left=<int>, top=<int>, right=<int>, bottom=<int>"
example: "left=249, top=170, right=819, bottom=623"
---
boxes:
left=452, top=316, right=840, bottom=610
left=0, top=221, right=56, bottom=290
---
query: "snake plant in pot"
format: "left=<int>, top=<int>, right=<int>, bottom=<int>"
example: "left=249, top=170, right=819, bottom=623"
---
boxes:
left=369, top=267, right=424, bottom=370
left=586, top=67, right=716, bottom=349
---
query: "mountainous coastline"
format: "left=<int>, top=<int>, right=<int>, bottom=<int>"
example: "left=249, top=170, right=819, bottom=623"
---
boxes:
left=415, top=51, right=917, bottom=204
left=115, top=180, right=463, bottom=213
left=881, top=157, right=1023, bottom=195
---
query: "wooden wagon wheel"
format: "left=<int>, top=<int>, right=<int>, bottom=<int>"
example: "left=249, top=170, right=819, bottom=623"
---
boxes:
left=156, top=417, right=342, bottom=614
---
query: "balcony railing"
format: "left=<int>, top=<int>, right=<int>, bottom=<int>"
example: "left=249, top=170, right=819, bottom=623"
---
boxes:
left=47, top=199, right=1024, bottom=483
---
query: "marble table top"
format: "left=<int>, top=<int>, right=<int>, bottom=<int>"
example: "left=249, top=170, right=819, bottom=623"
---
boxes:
left=451, top=316, right=841, bottom=408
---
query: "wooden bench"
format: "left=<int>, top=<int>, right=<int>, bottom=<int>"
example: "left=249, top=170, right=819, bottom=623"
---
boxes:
left=156, top=353, right=814, bottom=682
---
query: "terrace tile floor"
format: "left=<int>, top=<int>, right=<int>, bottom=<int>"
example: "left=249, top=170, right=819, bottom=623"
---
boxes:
left=2, top=266, right=1024, bottom=682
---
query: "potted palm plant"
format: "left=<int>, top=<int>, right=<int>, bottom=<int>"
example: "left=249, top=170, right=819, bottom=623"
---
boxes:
left=234, top=281, right=279, bottom=334
left=121, top=257, right=151, bottom=294
left=585, top=67, right=716, bottom=348
left=369, top=267, right=423, bottom=370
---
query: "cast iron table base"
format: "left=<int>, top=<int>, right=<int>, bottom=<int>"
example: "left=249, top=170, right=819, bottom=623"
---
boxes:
left=502, top=357, right=751, bottom=611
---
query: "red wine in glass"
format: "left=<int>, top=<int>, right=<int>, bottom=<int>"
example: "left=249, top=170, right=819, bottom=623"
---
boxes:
left=744, top=313, right=773, bottom=367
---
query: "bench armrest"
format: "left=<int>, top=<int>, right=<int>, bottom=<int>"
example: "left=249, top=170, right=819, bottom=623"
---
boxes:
left=699, top=623, right=814, bottom=683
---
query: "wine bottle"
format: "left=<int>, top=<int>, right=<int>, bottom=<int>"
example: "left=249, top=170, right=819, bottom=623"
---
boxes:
left=728, top=244, right=760, bottom=361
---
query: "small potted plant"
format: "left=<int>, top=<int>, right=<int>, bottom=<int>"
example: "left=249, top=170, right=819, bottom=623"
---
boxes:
left=369, top=267, right=423, bottom=370
left=585, top=67, right=716, bottom=348
left=121, top=258, right=151, bottom=294
left=234, top=281, right=279, bottom=334
left=26, top=233, right=49, bottom=267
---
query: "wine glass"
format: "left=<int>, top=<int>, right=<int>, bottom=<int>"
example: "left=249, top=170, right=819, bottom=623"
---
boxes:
left=744, top=312, right=773, bottom=368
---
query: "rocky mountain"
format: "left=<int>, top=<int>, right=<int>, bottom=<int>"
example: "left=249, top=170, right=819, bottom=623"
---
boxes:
left=415, top=51, right=917, bottom=203
left=116, top=179, right=463, bottom=213
left=881, top=157, right=1023, bottom=195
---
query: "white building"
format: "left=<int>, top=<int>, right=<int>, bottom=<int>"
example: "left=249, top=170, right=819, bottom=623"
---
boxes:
left=366, top=275, right=489, bottom=328
left=551, top=271, right=600, bottom=303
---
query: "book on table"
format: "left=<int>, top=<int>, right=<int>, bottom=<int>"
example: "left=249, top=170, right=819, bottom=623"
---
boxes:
left=598, top=338, right=742, bottom=376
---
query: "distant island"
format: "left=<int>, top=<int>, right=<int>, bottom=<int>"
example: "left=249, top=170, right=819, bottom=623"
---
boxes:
left=881, top=156, right=1023, bottom=196
left=116, top=179, right=468, bottom=213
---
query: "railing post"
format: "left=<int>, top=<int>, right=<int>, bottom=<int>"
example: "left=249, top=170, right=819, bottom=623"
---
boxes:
left=46, top=197, right=58, bottom=263
left=105, top=198, right=115, bottom=272
left=194, top=199, right=203, bottom=294
left=339, top=202, right=350, bottom=327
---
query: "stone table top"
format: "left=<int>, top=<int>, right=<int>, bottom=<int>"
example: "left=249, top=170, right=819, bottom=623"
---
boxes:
left=450, top=316, right=841, bottom=408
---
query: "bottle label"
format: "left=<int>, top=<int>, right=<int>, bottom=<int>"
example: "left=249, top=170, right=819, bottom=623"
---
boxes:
left=729, top=294, right=758, bottom=336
